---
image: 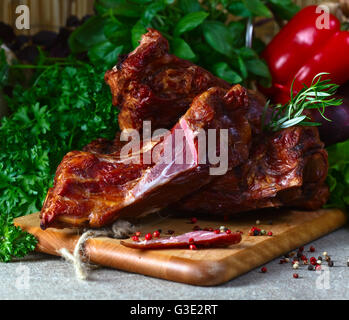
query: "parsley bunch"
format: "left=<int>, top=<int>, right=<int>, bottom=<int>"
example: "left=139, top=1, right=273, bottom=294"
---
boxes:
left=0, top=57, right=119, bottom=261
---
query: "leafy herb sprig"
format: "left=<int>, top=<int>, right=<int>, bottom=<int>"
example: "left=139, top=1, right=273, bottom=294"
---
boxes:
left=264, top=73, right=343, bottom=132
left=0, top=215, right=37, bottom=263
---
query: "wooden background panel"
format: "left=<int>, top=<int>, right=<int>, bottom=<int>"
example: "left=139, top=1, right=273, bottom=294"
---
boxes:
left=0, top=0, right=94, bottom=35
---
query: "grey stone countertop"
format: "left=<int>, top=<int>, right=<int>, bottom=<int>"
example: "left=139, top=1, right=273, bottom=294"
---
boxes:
left=1, top=226, right=349, bottom=300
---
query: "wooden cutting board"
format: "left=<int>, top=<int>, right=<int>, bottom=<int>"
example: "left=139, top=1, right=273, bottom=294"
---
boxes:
left=14, top=208, right=347, bottom=286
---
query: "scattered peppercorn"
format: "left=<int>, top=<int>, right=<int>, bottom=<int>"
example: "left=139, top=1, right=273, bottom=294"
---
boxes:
left=157, top=229, right=162, bottom=233
left=293, top=273, right=299, bottom=279
left=308, top=265, right=314, bottom=271
left=293, top=263, right=299, bottom=269
left=254, top=230, right=260, bottom=236
left=261, top=229, right=267, bottom=235
left=303, top=259, right=309, bottom=265
left=256, top=220, right=260, bottom=225
left=189, top=238, right=194, bottom=243
left=190, top=217, right=197, bottom=224
left=145, top=233, right=152, bottom=241
left=289, top=252, right=296, bottom=258
left=328, top=261, right=334, bottom=267
left=318, top=256, right=322, bottom=261
left=309, top=246, right=315, bottom=252
left=132, top=236, right=139, bottom=242
left=301, top=255, right=307, bottom=261
left=261, top=267, right=267, bottom=273
left=323, top=251, right=328, bottom=257
left=325, top=256, right=331, bottom=262
left=193, top=225, right=201, bottom=231
left=298, top=246, right=304, bottom=252
left=167, top=229, right=175, bottom=235
left=315, top=265, right=321, bottom=271
left=153, top=230, right=160, bottom=238
left=317, top=260, right=322, bottom=265
left=214, top=229, right=220, bottom=234
left=226, top=229, right=232, bottom=234
left=189, top=244, right=197, bottom=250
left=285, top=258, right=290, bottom=263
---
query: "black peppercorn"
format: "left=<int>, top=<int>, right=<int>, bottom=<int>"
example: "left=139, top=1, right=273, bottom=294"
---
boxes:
left=328, top=261, right=334, bottom=267
left=308, top=265, right=314, bottom=271
left=318, top=256, right=323, bottom=261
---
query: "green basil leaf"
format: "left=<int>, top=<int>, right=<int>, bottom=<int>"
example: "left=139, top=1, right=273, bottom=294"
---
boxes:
left=213, top=62, right=242, bottom=84
left=243, top=0, right=272, bottom=18
left=268, top=0, right=300, bottom=20
left=69, top=16, right=107, bottom=53
left=88, top=41, right=123, bottom=68
left=103, top=19, right=130, bottom=45
left=131, top=20, right=147, bottom=48
left=174, top=11, right=209, bottom=36
left=171, top=38, right=195, bottom=60
left=96, top=0, right=144, bottom=17
left=245, top=58, right=270, bottom=78
left=228, top=1, right=251, bottom=18
left=227, top=21, right=246, bottom=47
left=238, top=56, right=248, bottom=79
left=178, top=0, right=202, bottom=13
left=141, top=0, right=172, bottom=25
left=202, top=21, right=234, bottom=57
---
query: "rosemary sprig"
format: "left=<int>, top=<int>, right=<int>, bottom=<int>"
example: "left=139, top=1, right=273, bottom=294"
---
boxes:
left=264, top=73, right=343, bottom=132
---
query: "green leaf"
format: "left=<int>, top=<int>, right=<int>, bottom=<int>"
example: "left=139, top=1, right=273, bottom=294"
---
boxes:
left=88, top=41, right=123, bottom=68
left=174, top=11, right=209, bottom=36
left=268, top=0, right=300, bottom=20
left=237, top=56, right=248, bottom=79
left=228, top=1, right=252, bottom=18
left=178, top=0, right=202, bottom=13
left=103, top=19, right=130, bottom=46
left=96, top=0, right=143, bottom=17
left=202, top=21, right=234, bottom=57
left=245, top=58, right=271, bottom=78
left=131, top=20, right=147, bottom=48
left=141, top=0, right=171, bottom=25
left=243, top=0, right=272, bottom=18
left=213, top=62, right=242, bottom=84
left=171, top=38, right=195, bottom=60
left=0, top=215, right=37, bottom=263
left=69, top=16, right=107, bottom=53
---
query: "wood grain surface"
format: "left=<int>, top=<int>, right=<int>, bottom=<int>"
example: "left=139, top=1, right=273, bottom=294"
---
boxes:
left=14, top=208, right=347, bottom=286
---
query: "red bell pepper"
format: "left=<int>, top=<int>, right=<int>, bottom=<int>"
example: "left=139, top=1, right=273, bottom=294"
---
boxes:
left=261, top=5, right=349, bottom=104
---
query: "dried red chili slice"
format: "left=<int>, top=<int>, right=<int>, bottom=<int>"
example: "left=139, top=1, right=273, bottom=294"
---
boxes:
left=120, top=230, right=241, bottom=250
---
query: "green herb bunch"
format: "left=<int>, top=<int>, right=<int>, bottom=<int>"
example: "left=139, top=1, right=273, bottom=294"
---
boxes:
left=69, top=0, right=299, bottom=86
left=0, top=57, right=119, bottom=261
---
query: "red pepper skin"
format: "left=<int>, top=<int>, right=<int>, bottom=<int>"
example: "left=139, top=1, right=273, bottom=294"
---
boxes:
left=261, top=5, right=349, bottom=104
left=290, top=32, right=349, bottom=93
